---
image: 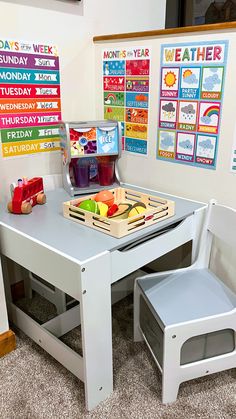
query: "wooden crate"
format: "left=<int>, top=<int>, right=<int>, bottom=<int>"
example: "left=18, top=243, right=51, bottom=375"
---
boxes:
left=63, top=187, right=175, bottom=238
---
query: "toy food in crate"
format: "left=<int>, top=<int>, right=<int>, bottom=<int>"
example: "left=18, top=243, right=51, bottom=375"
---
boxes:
left=63, top=187, right=175, bottom=238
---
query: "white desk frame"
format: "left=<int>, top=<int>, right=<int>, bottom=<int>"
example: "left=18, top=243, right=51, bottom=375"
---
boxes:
left=0, top=184, right=205, bottom=410
left=0, top=256, right=9, bottom=335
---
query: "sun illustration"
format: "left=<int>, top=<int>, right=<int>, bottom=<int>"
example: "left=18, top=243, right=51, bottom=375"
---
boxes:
left=164, top=71, right=177, bottom=88
left=183, top=69, right=193, bottom=78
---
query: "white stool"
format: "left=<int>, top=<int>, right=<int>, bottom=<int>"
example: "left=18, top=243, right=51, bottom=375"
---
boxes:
left=134, top=201, right=236, bottom=403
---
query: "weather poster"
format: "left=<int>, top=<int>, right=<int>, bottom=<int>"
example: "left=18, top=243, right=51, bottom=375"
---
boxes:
left=230, top=124, right=236, bottom=173
left=103, top=47, right=151, bottom=155
left=157, top=40, right=228, bottom=169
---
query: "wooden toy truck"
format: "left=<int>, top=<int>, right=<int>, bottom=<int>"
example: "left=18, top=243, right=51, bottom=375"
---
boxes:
left=8, top=177, right=46, bottom=214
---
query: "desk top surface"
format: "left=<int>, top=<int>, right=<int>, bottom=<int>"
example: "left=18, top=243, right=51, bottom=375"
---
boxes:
left=0, top=185, right=205, bottom=263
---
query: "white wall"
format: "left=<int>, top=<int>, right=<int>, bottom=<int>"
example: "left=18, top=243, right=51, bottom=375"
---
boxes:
left=0, top=0, right=166, bottom=202
left=85, top=0, right=166, bottom=35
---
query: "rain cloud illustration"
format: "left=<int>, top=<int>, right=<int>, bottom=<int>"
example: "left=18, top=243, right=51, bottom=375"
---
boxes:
left=160, top=132, right=174, bottom=149
left=162, top=102, right=176, bottom=119
left=181, top=104, right=196, bottom=121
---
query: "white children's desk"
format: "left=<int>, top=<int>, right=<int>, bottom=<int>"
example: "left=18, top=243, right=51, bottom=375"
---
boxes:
left=0, top=184, right=205, bottom=410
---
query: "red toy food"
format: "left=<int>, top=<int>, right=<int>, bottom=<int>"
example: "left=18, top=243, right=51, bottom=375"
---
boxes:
left=7, top=177, right=46, bottom=214
left=107, top=204, right=118, bottom=217
left=107, top=203, right=132, bottom=219
left=94, top=190, right=114, bottom=207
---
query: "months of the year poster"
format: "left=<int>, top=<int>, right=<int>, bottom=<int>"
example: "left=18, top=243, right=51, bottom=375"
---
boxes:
left=157, top=40, right=228, bottom=169
left=103, top=47, right=151, bottom=155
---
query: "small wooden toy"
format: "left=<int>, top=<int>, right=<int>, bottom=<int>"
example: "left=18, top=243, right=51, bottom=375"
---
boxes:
left=132, top=201, right=146, bottom=209
left=94, top=190, right=114, bottom=207
left=107, top=203, right=119, bottom=217
left=108, top=203, right=132, bottom=219
left=128, top=202, right=147, bottom=218
left=8, top=177, right=46, bottom=214
left=97, top=202, right=109, bottom=217
left=78, top=199, right=99, bottom=214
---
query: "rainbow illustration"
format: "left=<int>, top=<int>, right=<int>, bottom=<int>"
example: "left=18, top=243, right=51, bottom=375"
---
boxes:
left=203, top=105, right=219, bottom=117
left=104, top=93, right=116, bottom=103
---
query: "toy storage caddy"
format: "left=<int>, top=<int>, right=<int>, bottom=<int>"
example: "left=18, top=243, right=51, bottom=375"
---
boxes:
left=60, top=120, right=121, bottom=196
left=63, top=187, right=175, bottom=238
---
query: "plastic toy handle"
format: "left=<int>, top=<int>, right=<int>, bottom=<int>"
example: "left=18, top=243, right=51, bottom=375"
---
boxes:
left=10, top=183, right=16, bottom=198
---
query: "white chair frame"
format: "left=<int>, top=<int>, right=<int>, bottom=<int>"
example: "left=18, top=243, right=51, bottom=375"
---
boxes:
left=134, top=200, right=236, bottom=403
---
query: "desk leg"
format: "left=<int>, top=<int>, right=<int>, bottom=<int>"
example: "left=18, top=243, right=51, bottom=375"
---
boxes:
left=0, top=256, right=16, bottom=357
left=80, top=253, right=112, bottom=411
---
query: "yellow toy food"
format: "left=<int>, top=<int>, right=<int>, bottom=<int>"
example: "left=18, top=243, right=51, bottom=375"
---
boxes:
left=97, top=202, right=109, bottom=217
left=128, top=203, right=146, bottom=218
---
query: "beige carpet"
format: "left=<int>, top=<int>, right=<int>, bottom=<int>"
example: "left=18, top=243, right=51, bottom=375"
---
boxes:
left=1, top=294, right=236, bottom=419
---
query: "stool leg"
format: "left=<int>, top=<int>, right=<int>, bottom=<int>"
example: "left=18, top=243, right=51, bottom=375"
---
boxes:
left=162, top=372, right=180, bottom=404
left=162, top=330, right=181, bottom=404
left=133, top=281, right=143, bottom=342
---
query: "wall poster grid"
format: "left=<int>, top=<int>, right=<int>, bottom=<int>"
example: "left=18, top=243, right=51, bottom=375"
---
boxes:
left=157, top=41, right=228, bottom=169
left=102, top=47, right=151, bottom=155
left=230, top=123, right=236, bottom=173
left=0, top=39, right=61, bottom=158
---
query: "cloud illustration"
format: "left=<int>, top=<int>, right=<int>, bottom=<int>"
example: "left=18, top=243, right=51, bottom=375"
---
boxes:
left=210, top=67, right=218, bottom=73
left=162, top=102, right=175, bottom=112
left=181, top=104, right=196, bottom=115
left=198, top=139, right=214, bottom=150
left=179, top=139, right=193, bottom=150
left=184, top=73, right=198, bottom=84
left=203, top=74, right=221, bottom=91
left=203, top=82, right=214, bottom=90
left=160, top=132, right=174, bottom=149
left=201, top=115, right=212, bottom=124
left=211, top=74, right=221, bottom=83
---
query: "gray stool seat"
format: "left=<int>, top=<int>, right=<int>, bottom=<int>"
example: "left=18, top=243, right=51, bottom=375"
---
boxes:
left=138, top=269, right=236, bottom=326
